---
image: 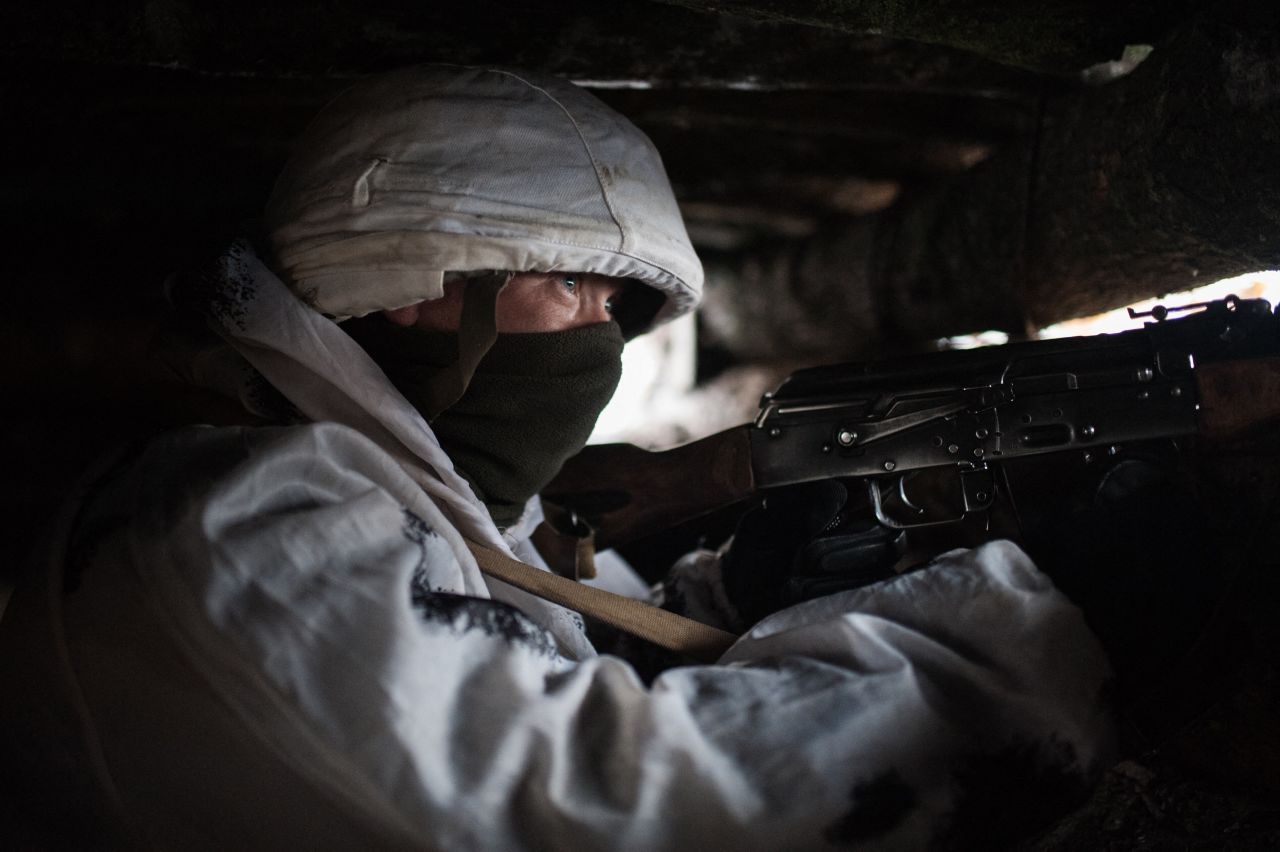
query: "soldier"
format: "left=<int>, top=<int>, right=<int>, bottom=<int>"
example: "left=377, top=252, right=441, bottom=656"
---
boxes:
left=0, top=65, right=1111, bottom=849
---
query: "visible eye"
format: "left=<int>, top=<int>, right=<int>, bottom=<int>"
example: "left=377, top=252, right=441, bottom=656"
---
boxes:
left=561, top=274, right=578, bottom=294
left=604, top=297, right=615, bottom=315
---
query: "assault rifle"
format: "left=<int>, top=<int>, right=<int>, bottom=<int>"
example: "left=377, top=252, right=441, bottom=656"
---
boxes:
left=545, top=296, right=1280, bottom=551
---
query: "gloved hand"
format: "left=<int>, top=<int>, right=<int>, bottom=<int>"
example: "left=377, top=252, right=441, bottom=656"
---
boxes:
left=721, top=480, right=906, bottom=628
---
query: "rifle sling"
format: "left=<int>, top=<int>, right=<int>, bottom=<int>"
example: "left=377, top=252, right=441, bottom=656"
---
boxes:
left=465, top=542, right=738, bottom=663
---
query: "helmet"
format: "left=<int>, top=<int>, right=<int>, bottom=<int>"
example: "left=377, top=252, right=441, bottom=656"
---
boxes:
left=265, top=65, right=703, bottom=334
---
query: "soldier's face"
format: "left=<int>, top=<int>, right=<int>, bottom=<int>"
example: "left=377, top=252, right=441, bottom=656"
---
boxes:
left=382, top=272, right=628, bottom=333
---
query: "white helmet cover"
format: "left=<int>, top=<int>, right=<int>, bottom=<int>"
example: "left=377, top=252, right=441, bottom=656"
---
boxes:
left=265, top=65, right=703, bottom=328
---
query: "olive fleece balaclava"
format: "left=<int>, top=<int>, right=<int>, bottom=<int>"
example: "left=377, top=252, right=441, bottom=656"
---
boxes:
left=345, top=315, right=624, bottom=528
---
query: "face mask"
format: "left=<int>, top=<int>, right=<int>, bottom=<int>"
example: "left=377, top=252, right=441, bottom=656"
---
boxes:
left=345, top=316, right=624, bottom=528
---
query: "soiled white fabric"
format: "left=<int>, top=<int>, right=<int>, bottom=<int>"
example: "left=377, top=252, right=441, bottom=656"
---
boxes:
left=0, top=245, right=1117, bottom=849
left=194, top=239, right=596, bottom=658
left=15, top=420, right=1114, bottom=850
left=3, top=236, right=1116, bottom=844
left=265, top=65, right=702, bottom=326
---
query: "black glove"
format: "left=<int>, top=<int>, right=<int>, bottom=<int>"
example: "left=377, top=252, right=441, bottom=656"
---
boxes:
left=721, top=480, right=906, bottom=627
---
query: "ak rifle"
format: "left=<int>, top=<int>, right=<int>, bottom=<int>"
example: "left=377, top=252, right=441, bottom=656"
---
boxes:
left=544, top=296, right=1280, bottom=549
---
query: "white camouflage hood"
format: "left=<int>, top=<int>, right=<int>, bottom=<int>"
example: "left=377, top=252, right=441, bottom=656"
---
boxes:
left=265, top=65, right=703, bottom=328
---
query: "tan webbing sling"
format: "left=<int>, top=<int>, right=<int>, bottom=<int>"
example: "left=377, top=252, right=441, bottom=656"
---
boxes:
left=466, top=542, right=738, bottom=663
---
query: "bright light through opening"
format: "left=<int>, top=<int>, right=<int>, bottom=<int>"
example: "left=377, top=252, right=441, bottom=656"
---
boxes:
left=1036, top=271, right=1280, bottom=338
left=936, top=330, right=1010, bottom=350
left=590, top=311, right=697, bottom=445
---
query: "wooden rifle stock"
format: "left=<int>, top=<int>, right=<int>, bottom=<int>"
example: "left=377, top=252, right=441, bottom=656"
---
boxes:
left=1197, top=356, right=1280, bottom=440
left=543, top=424, right=757, bottom=550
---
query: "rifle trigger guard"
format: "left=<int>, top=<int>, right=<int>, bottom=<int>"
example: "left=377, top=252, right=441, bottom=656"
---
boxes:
left=868, top=466, right=996, bottom=530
